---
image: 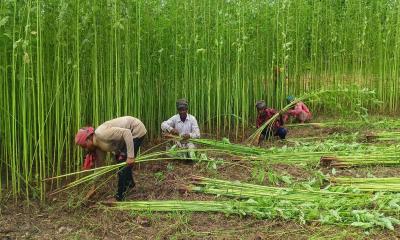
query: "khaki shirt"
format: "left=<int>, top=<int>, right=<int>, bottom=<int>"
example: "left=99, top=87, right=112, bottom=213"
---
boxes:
left=93, top=116, right=147, bottom=160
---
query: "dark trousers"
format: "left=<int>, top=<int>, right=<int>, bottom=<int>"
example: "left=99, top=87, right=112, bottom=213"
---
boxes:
left=259, top=127, right=287, bottom=142
left=115, top=136, right=144, bottom=201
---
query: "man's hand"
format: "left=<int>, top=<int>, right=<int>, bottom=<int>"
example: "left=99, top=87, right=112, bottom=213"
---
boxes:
left=182, top=134, right=190, bottom=140
left=126, top=157, right=135, bottom=166
left=170, top=128, right=179, bottom=135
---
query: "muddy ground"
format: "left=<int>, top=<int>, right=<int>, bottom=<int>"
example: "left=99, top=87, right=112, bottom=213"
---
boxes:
left=1, top=121, right=400, bottom=239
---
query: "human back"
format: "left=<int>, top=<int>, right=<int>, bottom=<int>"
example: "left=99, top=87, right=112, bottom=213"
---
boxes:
left=95, top=116, right=147, bottom=140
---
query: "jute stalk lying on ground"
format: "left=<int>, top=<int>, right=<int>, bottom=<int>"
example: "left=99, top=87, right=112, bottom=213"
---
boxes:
left=366, top=131, right=400, bottom=142
left=191, top=136, right=400, bottom=168
left=320, top=152, right=400, bottom=168
left=110, top=176, right=400, bottom=230
left=287, top=119, right=400, bottom=130
left=330, top=177, right=400, bottom=192
left=190, top=137, right=326, bottom=166
left=187, top=176, right=366, bottom=202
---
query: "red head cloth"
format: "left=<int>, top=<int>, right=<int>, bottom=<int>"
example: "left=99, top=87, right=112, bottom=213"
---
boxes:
left=75, top=127, right=94, bottom=147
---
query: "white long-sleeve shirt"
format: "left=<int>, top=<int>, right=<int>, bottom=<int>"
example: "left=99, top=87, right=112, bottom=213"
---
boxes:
left=161, top=114, right=200, bottom=139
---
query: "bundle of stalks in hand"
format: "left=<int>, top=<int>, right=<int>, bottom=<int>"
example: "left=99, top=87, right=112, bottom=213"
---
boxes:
left=246, top=88, right=378, bottom=145
left=164, top=133, right=270, bottom=156
left=45, top=149, right=216, bottom=194
left=190, top=138, right=270, bottom=156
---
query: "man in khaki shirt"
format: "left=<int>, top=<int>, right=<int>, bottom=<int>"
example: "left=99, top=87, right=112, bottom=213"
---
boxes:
left=75, top=116, right=147, bottom=201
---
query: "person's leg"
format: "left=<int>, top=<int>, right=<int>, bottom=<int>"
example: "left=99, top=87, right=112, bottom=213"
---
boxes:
left=133, top=136, right=145, bottom=156
left=177, top=142, right=193, bottom=163
left=126, top=136, right=145, bottom=188
left=115, top=152, right=129, bottom=200
left=282, top=114, right=290, bottom=124
left=166, top=142, right=180, bottom=158
left=264, top=129, right=274, bottom=140
left=258, top=134, right=265, bottom=145
left=297, top=111, right=307, bottom=123
left=186, top=142, right=196, bottom=160
left=178, top=142, right=187, bottom=158
left=124, top=164, right=134, bottom=189
left=116, top=164, right=130, bottom=201
left=114, top=151, right=132, bottom=201
left=115, top=136, right=145, bottom=201
left=171, top=141, right=187, bottom=159
left=258, top=127, right=268, bottom=144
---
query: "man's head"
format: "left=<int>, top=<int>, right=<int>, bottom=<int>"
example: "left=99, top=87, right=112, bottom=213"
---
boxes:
left=286, top=95, right=295, bottom=104
left=176, top=98, right=188, bottom=120
left=255, top=100, right=266, bottom=116
left=75, top=127, right=95, bottom=151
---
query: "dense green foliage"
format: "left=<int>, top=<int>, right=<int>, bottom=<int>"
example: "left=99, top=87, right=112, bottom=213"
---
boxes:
left=1, top=0, right=400, bottom=199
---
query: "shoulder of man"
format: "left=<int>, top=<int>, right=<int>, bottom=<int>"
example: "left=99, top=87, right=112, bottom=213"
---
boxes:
left=187, top=114, right=198, bottom=120
left=125, top=116, right=144, bottom=123
left=166, top=114, right=180, bottom=122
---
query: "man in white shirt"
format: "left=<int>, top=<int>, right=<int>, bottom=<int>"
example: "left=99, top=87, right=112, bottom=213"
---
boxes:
left=161, top=99, right=200, bottom=159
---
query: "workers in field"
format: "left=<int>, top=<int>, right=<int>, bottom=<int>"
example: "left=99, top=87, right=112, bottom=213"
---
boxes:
left=75, top=116, right=147, bottom=202
left=285, top=96, right=312, bottom=123
left=161, top=99, right=200, bottom=159
left=255, top=100, right=287, bottom=144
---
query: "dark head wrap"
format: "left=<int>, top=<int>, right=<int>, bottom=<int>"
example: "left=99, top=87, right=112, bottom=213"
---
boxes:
left=176, top=98, right=188, bottom=110
left=255, top=100, right=266, bottom=110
